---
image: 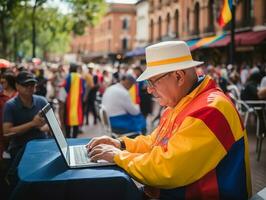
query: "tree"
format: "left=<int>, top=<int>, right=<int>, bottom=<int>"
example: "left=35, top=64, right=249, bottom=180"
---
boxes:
left=66, top=0, right=106, bottom=35
left=0, top=0, right=20, bottom=58
left=0, top=0, right=107, bottom=60
left=31, top=0, right=47, bottom=58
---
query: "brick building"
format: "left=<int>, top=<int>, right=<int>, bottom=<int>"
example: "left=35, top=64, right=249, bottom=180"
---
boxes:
left=128, top=0, right=266, bottom=66
left=71, top=3, right=136, bottom=63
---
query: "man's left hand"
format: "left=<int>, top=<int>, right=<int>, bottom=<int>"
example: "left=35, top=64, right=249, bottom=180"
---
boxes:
left=88, top=144, right=122, bottom=163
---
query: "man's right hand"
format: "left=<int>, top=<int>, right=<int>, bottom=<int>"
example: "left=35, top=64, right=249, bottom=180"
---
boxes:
left=32, top=113, right=46, bottom=128
left=86, top=135, right=121, bottom=152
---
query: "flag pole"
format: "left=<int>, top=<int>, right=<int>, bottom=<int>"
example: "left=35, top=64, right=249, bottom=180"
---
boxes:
left=230, top=0, right=236, bottom=65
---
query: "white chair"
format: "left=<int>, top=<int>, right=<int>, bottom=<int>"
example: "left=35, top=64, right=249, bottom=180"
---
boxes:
left=98, top=105, right=141, bottom=139
left=250, top=187, right=266, bottom=200
left=244, top=100, right=266, bottom=161
left=227, top=87, right=266, bottom=161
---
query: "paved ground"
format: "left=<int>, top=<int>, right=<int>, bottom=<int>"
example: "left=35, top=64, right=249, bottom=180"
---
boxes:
left=78, top=106, right=266, bottom=195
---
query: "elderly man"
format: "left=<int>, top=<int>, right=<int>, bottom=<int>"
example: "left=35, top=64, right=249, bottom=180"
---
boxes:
left=102, top=74, right=146, bottom=133
left=86, top=41, right=251, bottom=199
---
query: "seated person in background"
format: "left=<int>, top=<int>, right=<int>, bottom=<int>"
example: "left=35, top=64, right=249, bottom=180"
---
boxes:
left=3, top=71, right=48, bottom=160
left=241, top=71, right=262, bottom=101
left=101, top=74, right=146, bottom=134
left=258, top=75, right=266, bottom=99
left=87, top=41, right=251, bottom=200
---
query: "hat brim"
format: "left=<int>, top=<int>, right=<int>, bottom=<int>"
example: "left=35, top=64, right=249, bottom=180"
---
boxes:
left=137, top=60, right=204, bottom=81
left=19, top=79, right=37, bottom=85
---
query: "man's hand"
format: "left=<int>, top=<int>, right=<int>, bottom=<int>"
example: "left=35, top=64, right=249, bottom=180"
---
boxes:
left=88, top=144, right=122, bottom=163
left=86, top=135, right=121, bottom=151
left=32, top=113, right=46, bottom=128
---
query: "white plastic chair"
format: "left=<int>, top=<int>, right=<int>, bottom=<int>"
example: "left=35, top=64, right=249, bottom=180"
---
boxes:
left=98, top=105, right=141, bottom=139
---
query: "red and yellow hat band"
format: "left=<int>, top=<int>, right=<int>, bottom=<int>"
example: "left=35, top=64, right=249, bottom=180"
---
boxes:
left=147, top=55, right=192, bottom=67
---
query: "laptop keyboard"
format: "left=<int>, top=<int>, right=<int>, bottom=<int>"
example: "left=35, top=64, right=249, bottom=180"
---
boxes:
left=73, top=146, right=91, bottom=164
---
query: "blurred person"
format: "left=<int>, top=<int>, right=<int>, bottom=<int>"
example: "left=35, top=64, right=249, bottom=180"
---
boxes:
left=241, top=71, right=263, bottom=101
left=3, top=71, right=48, bottom=160
left=85, top=66, right=100, bottom=125
left=112, top=65, right=121, bottom=84
left=133, top=66, right=152, bottom=118
left=86, top=41, right=251, bottom=200
left=0, top=72, right=17, bottom=160
left=101, top=74, right=146, bottom=134
left=240, top=64, right=250, bottom=85
left=100, top=70, right=111, bottom=93
left=258, top=75, right=266, bottom=99
left=83, top=66, right=95, bottom=125
left=35, top=68, right=47, bottom=97
left=63, top=63, right=85, bottom=138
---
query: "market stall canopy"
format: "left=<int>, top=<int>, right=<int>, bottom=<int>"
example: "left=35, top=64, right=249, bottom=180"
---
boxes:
left=209, top=30, right=266, bottom=47
left=189, top=34, right=225, bottom=51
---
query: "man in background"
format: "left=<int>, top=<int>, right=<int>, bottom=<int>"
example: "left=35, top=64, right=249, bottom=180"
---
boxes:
left=102, top=74, right=146, bottom=134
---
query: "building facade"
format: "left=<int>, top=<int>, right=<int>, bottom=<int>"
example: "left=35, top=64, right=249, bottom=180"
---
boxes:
left=71, top=3, right=136, bottom=63
left=135, top=0, right=150, bottom=48
left=71, top=0, right=266, bottom=66
left=148, top=0, right=266, bottom=42
left=131, top=0, right=266, bottom=66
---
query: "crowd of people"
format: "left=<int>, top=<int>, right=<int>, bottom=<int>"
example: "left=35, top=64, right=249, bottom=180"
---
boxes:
left=0, top=40, right=266, bottom=199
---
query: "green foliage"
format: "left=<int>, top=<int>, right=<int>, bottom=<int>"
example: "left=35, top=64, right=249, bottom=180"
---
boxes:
left=66, top=0, right=107, bottom=35
left=0, top=0, right=107, bottom=60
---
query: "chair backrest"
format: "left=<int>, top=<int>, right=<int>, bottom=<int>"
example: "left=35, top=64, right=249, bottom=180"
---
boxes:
left=250, top=187, right=266, bottom=200
left=99, top=105, right=112, bottom=136
left=98, top=104, right=141, bottom=139
left=227, top=84, right=241, bottom=100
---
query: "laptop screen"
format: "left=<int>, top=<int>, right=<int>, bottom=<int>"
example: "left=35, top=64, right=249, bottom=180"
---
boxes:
left=42, top=104, right=68, bottom=162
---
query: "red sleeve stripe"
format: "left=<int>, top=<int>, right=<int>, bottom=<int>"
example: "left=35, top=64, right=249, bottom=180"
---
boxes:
left=189, top=107, right=235, bottom=152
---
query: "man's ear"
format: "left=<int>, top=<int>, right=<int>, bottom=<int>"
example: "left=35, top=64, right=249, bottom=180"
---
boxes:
left=175, top=70, right=185, bottom=86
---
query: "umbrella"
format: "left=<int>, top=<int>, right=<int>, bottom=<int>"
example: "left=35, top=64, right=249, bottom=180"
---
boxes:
left=0, top=59, right=11, bottom=69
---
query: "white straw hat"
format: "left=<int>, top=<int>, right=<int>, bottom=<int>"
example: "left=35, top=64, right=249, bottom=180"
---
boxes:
left=137, top=41, right=203, bottom=81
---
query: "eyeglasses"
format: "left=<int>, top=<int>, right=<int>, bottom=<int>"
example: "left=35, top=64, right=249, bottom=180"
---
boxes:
left=146, top=72, right=171, bottom=88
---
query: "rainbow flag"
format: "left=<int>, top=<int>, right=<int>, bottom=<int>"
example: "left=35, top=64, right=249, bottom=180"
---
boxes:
left=65, top=73, right=85, bottom=126
left=217, top=0, right=232, bottom=27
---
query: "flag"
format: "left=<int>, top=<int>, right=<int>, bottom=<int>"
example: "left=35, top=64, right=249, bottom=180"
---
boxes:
left=217, top=0, right=233, bottom=27
left=129, top=83, right=140, bottom=105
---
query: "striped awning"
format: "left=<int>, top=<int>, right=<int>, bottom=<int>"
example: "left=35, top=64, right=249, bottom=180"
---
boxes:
left=188, top=33, right=225, bottom=51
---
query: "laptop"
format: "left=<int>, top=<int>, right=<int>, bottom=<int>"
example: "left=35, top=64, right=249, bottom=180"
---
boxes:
left=41, top=103, right=115, bottom=168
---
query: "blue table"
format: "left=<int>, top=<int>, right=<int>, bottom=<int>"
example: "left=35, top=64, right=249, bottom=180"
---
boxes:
left=11, top=138, right=141, bottom=200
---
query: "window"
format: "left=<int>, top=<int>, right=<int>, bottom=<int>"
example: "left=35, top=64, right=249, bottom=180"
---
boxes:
left=150, top=19, right=154, bottom=42
left=158, top=0, right=162, bottom=9
left=108, top=39, right=111, bottom=51
left=108, top=20, right=112, bottom=30
left=166, top=13, right=171, bottom=36
left=187, top=8, right=190, bottom=33
left=122, top=18, right=129, bottom=30
left=207, top=0, right=214, bottom=32
left=122, top=38, right=128, bottom=50
left=175, top=10, right=179, bottom=37
left=242, top=0, right=253, bottom=26
left=158, top=16, right=162, bottom=41
left=194, top=2, right=200, bottom=35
